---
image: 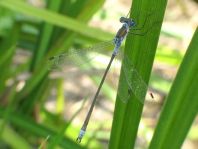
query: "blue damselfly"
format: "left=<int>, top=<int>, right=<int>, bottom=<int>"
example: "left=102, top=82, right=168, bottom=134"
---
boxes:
left=48, top=11, right=157, bottom=143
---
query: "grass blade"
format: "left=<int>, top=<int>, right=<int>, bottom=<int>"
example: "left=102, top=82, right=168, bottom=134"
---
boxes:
left=0, top=0, right=113, bottom=41
left=0, top=107, right=84, bottom=149
left=149, top=27, right=198, bottom=149
left=30, top=0, right=63, bottom=70
left=12, top=0, right=106, bottom=102
left=0, top=120, right=31, bottom=149
left=109, top=0, right=167, bottom=148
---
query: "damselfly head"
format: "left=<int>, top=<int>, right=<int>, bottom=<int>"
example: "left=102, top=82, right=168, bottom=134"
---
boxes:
left=120, top=17, right=136, bottom=27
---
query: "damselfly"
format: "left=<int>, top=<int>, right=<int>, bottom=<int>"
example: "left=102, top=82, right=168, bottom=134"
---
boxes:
left=48, top=12, right=157, bottom=143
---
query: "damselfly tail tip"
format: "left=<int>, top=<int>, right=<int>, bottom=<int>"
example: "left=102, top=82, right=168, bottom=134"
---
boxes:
left=76, top=137, right=82, bottom=143
left=76, top=129, right=85, bottom=143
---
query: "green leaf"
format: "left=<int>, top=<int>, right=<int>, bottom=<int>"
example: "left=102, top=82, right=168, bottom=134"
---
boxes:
left=149, top=27, right=198, bottom=149
left=30, top=0, right=63, bottom=70
left=0, top=120, right=31, bottom=149
left=0, top=0, right=113, bottom=41
left=0, top=22, right=20, bottom=92
left=109, top=0, right=167, bottom=148
left=0, top=107, right=84, bottom=149
left=12, top=0, right=106, bottom=102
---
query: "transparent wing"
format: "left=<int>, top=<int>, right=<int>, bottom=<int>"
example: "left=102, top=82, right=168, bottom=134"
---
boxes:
left=47, top=40, right=153, bottom=104
left=116, top=50, right=153, bottom=104
left=47, top=40, right=114, bottom=71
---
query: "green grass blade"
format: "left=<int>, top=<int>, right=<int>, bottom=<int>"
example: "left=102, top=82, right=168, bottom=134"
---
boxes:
left=0, top=120, right=31, bottom=149
left=0, top=22, right=20, bottom=92
left=0, top=86, right=31, bottom=149
left=30, top=0, right=63, bottom=70
left=19, top=76, right=49, bottom=113
left=0, top=107, right=85, bottom=149
left=109, top=0, right=167, bottom=148
left=156, top=46, right=183, bottom=66
left=56, top=78, right=64, bottom=114
left=149, top=27, right=198, bottom=149
left=0, top=0, right=113, bottom=41
left=15, top=0, right=105, bottom=102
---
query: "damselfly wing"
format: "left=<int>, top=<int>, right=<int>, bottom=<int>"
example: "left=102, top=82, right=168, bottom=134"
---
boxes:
left=47, top=43, right=153, bottom=104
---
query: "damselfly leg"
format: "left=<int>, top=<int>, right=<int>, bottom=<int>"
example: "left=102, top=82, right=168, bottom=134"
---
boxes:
left=128, top=11, right=161, bottom=36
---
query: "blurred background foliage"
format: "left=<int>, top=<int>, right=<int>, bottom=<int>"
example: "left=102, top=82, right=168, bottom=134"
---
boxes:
left=0, top=0, right=197, bottom=149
